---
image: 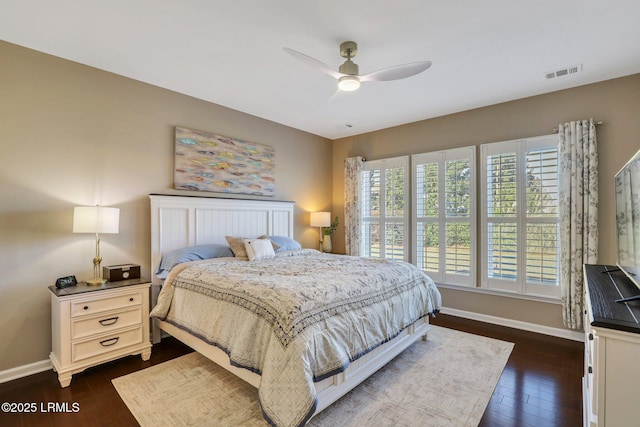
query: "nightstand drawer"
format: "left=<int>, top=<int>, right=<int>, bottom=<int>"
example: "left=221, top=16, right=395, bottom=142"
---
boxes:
left=71, top=290, right=142, bottom=318
left=72, top=307, right=143, bottom=339
left=72, top=326, right=143, bottom=362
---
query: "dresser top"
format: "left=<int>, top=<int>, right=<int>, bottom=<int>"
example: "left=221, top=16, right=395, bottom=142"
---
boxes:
left=48, top=277, right=150, bottom=297
left=584, top=264, right=640, bottom=333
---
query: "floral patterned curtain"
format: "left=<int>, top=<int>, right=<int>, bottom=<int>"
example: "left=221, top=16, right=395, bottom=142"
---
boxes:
left=558, top=119, right=598, bottom=330
left=344, top=156, right=364, bottom=256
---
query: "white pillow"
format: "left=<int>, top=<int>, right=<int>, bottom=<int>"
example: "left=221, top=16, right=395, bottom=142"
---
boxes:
left=244, top=238, right=276, bottom=261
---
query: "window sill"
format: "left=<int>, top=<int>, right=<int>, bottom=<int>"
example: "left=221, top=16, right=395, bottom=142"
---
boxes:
left=435, top=282, right=562, bottom=305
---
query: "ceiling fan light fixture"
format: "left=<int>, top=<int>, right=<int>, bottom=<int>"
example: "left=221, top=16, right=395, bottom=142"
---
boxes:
left=338, top=75, right=360, bottom=91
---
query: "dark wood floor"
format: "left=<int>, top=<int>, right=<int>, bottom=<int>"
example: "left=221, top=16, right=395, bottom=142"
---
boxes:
left=0, top=314, right=583, bottom=427
left=431, top=314, right=584, bottom=427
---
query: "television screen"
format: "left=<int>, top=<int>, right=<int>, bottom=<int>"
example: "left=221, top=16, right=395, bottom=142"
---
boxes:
left=615, top=149, right=640, bottom=289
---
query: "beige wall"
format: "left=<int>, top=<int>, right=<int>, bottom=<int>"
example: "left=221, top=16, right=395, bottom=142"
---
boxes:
left=332, top=73, right=640, bottom=330
left=0, top=41, right=333, bottom=371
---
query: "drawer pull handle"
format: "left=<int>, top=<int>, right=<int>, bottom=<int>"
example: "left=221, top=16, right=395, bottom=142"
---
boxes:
left=588, top=366, right=593, bottom=374
left=84, top=306, right=89, bottom=310
left=129, top=297, right=134, bottom=302
left=99, top=337, right=119, bottom=347
left=589, top=333, right=594, bottom=341
left=99, top=317, right=119, bottom=326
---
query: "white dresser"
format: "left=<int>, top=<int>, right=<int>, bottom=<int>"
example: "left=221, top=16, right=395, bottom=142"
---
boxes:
left=583, top=264, right=640, bottom=427
left=49, top=279, right=152, bottom=387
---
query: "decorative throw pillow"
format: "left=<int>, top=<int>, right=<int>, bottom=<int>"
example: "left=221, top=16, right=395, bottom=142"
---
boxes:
left=226, top=235, right=279, bottom=258
left=244, top=238, right=276, bottom=261
left=225, top=236, right=249, bottom=258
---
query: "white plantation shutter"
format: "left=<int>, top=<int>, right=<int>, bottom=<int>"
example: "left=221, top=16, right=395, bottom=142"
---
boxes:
left=415, top=161, right=439, bottom=273
left=486, top=151, right=518, bottom=281
left=361, top=157, right=408, bottom=261
left=413, top=146, right=476, bottom=286
left=444, top=158, right=473, bottom=277
left=525, top=148, right=559, bottom=285
left=481, top=135, right=560, bottom=298
left=361, top=168, right=381, bottom=258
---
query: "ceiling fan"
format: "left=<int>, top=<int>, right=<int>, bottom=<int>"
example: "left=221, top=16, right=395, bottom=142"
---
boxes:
left=283, top=41, right=431, bottom=92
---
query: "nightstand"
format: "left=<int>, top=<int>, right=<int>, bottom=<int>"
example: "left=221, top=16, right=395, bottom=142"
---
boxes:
left=49, top=278, right=152, bottom=387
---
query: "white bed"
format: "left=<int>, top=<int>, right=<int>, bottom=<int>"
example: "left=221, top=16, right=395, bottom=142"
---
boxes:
left=149, top=194, right=440, bottom=426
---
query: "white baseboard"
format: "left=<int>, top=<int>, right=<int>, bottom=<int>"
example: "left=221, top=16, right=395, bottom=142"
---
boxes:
left=440, top=307, right=584, bottom=342
left=0, top=359, right=52, bottom=384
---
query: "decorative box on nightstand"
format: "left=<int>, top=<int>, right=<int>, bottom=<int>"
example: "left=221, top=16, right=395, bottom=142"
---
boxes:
left=49, top=278, right=152, bottom=387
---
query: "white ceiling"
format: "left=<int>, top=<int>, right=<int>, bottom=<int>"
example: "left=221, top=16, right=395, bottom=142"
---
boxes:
left=1, top=0, right=639, bottom=140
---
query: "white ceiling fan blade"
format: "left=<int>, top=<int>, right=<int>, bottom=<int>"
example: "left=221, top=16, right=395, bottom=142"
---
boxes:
left=283, top=47, right=343, bottom=80
left=360, top=61, right=432, bottom=82
left=328, top=89, right=346, bottom=103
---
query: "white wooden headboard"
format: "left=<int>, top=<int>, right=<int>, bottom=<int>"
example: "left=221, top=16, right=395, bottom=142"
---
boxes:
left=149, top=194, right=295, bottom=289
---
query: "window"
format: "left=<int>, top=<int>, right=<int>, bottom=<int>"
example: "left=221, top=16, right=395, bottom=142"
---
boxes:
left=412, top=147, right=476, bottom=286
left=361, top=156, right=409, bottom=261
left=481, top=135, right=560, bottom=298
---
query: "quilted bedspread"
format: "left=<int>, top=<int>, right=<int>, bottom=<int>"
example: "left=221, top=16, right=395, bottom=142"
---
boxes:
left=150, top=249, right=441, bottom=427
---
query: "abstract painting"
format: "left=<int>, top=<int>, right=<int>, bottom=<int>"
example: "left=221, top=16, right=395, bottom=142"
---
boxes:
left=174, top=126, right=275, bottom=196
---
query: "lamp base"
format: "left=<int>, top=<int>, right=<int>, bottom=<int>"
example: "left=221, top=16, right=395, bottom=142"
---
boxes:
left=86, top=278, right=107, bottom=286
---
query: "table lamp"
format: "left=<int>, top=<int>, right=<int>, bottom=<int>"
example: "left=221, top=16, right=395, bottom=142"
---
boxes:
left=73, top=205, right=120, bottom=285
left=310, top=211, right=331, bottom=252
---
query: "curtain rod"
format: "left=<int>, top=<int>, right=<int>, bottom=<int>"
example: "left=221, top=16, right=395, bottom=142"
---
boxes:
left=553, top=120, right=603, bottom=133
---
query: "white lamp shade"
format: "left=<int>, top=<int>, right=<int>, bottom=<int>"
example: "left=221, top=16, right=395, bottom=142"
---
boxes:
left=73, top=206, right=120, bottom=234
left=310, top=211, right=331, bottom=227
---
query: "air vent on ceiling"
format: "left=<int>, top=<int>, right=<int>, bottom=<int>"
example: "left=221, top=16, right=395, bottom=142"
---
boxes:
left=545, top=64, right=582, bottom=80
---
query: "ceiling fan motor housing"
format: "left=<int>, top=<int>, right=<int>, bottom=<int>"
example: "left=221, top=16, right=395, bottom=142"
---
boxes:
left=339, top=60, right=359, bottom=76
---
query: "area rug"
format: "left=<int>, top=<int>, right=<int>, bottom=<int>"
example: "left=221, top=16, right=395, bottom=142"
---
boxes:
left=113, top=325, right=513, bottom=427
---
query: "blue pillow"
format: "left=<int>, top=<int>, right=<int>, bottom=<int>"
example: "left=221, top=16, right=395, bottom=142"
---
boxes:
left=266, top=235, right=302, bottom=253
left=156, top=244, right=233, bottom=279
